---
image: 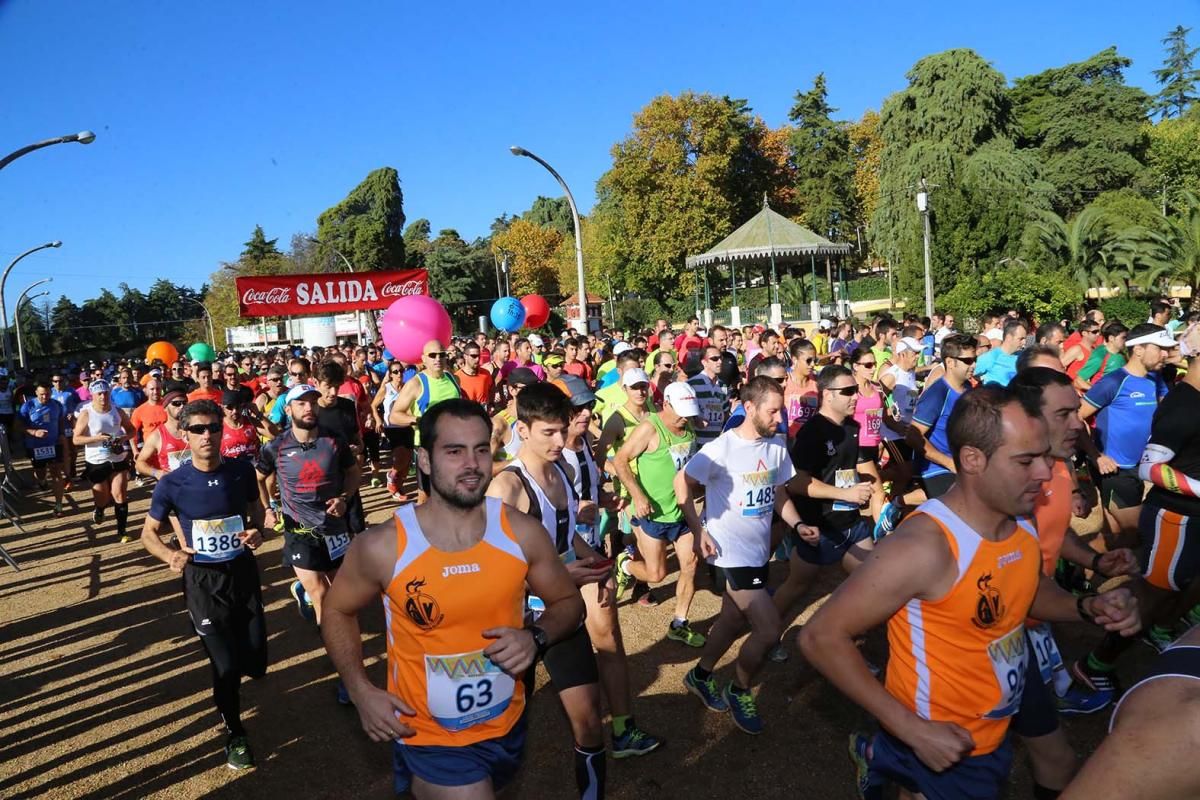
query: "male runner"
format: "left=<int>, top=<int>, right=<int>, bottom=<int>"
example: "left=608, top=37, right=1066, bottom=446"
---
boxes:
left=613, top=382, right=704, bottom=646
left=321, top=399, right=585, bottom=799
left=18, top=381, right=67, bottom=516
left=73, top=380, right=136, bottom=540
left=257, top=383, right=360, bottom=634
left=388, top=340, right=461, bottom=500
left=50, top=372, right=81, bottom=485
left=139, top=399, right=266, bottom=771
left=911, top=333, right=976, bottom=499
left=188, top=362, right=223, bottom=403
left=687, top=345, right=730, bottom=449
left=454, top=341, right=494, bottom=407
left=136, top=387, right=193, bottom=479
left=490, top=368, right=537, bottom=470
left=678, top=375, right=816, bottom=734
left=488, top=382, right=662, bottom=768
left=973, top=317, right=1027, bottom=386
left=800, top=386, right=1140, bottom=800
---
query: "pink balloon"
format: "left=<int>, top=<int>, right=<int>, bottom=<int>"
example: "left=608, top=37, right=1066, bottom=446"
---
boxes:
left=521, top=294, right=551, bottom=329
left=380, top=295, right=452, bottom=363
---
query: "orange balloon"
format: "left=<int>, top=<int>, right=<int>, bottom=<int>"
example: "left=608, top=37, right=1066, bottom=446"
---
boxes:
left=145, top=341, right=179, bottom=366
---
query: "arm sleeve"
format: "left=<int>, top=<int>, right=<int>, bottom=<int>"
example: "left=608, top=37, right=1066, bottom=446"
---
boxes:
left=913, top=380, right=949, bottom=428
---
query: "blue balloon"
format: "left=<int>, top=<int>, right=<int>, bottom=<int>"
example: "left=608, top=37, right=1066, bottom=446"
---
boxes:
left=382, top=348, right=394, bottom=361
left=490, top=297, right=527, bottom=333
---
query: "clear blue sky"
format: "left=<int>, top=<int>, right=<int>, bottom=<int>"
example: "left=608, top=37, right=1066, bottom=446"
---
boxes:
left=1, top=1, right=1197, bottom=318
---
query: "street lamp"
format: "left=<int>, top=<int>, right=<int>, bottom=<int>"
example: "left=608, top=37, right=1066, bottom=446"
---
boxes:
left=1, top=241, right=61, bottom=372
left=14, top=282, right=50, bottom=369
left=0, top=131, right=96, bottom=172
left=510, top=146, right=588, bottom=334
left=180, top=296, right=217, bottom=350
left=308, top=236, right=367, bottom=343
left=916, top=179, right=934, bottom=318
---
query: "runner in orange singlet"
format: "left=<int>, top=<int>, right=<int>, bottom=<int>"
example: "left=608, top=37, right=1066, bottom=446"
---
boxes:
left=320, top=399, right=584, bottom=799
left=800, top=386, right=1141, bottom=800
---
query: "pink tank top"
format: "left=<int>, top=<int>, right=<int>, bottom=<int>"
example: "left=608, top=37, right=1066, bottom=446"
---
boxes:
left=853, top=385, right=884, bottom=448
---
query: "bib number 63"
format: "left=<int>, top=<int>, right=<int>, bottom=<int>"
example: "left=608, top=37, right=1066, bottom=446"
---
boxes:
left=456, top=679, right=494, bottom=713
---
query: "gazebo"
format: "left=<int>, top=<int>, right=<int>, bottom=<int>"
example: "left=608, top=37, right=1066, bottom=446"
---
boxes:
left=685, top=196, right=853, bottom=327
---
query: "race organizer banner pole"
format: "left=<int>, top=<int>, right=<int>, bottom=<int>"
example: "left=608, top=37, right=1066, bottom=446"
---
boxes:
left=236, top=269, right=429, bottom=317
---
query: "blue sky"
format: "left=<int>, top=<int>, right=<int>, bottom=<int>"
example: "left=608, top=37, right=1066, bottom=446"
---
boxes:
left=1, top=1, right=1197, bottom=317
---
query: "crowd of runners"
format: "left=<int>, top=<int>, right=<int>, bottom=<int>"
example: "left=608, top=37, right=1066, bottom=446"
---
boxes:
left=11, top=299, right=1200, bottom=799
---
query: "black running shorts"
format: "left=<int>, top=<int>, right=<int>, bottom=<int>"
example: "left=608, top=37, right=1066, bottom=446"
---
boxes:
left=182, top=553, right=268, bottom=680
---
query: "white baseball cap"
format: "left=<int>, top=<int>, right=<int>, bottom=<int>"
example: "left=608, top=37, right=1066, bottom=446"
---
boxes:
left=894, top=337, right=923, bottom=355
left=664, top=382, right=700, bottom=417
left=983, top=328, right=1004, bottom=341
left=612, top=342, right=633, bottom=356
left=621, top=368, right=651, bottom=387
left=819, top=318, right=833, bottom=330
left=1127, top=328, right=1179, bottom=348
left=527, top=334, right=545, bottom=348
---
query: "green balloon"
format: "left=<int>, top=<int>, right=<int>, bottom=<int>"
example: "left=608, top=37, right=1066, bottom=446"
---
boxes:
left=187, top=342, right=216, bottom=362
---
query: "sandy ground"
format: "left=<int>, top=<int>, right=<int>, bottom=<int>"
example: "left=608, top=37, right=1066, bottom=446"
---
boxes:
left=0, top=464, right=1154, bottom=800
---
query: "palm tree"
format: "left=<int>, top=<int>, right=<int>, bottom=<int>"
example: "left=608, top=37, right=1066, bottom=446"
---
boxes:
left=1101, top=226, right=1176, bottom=295
left=1033, top=207, right=1114, bottom=290
left=1159, top=191, right=1200, bottom=309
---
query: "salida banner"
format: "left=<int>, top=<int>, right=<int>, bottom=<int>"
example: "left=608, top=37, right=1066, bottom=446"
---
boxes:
left=236, top=269, right=428, bottom=317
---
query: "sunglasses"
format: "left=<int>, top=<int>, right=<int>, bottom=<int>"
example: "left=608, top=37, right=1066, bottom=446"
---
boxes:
left=168, top=399, right=186, bottom=407
left=465, top=352, right=480, bottom=358
left=952, top=356, right=978, bottom=365
left=289, top=372, right=305, bottom=378
left=772, top=376, right=787, bottom=386
left=425, top=351, right=446, bottom=359
left=267, top=376, right=283, bottom=382
left=704, top=355, right=721, bottom=362
left=856, top=362, right=877, bottom=369
left=829, top=385, right=858, bottom=396
left=185, top=422, right=223, bottom=435
left=660, top=363, right=676, bottom=369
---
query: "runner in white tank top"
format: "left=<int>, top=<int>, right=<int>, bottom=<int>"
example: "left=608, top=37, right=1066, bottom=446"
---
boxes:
left=72, top=380, right=136, bottom=541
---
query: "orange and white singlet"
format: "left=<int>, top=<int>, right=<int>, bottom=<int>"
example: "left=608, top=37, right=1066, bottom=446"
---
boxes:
left=384, top=498, right=529, bottom=747
left=885, top=499, right=1041, bottom=755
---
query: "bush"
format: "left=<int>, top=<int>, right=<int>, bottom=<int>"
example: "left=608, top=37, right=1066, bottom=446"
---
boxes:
left=1099, top=295, right=1149, bottom=328
left=940, top=266, right=1080, bottom=326
left=613, top=297, right=664, bottom=332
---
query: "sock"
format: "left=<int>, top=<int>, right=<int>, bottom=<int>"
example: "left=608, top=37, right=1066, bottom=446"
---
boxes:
left=114, top=502, right=129, bottom=536
left=620, top=558, right=633, bottom=576
left=728, top=682, right=749, bottom=695
left=573, top=743, right=605, bottom=800
left=691, top=663, right=711, bottom=681
left=1033, top=784, right=1061, bottom=800
left=671, top=618, right=687, bottom=629
left=1087, top=653, right=1115, bottom=673
left=611, top=714, right=629, bottom=737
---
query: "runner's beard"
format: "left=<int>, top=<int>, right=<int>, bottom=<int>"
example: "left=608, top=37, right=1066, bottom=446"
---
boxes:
left=431, top=468, right=489, bottom=509
left=292, top=416, right=317, bottom=430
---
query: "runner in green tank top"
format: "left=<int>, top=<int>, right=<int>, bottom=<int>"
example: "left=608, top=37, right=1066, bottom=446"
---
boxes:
left=387, top=339, right=461, bottom=501
left=612, top=383, right=705, bottom=647
left=596, top=369, right=654, bottom=556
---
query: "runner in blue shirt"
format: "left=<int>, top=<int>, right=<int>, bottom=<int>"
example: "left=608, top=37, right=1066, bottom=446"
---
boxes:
left=911, top=334, right=977, bottom=499
left=50, top=372, right=81, bottom=486
left=1081, top=324, right=1176, bottom=527
left=972, top=317, right=1027, bottom=386
left=18, top=381, right=67, bottom=515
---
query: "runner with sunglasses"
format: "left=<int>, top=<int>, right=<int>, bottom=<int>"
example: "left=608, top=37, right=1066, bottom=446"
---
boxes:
left=783, top=339, right=819, bottom=438
left=371, top=359, right=412, bottom=501
left=136, top=387, right=195, bottom=479
left=388, top=340, right=461, bottom=503
left=139, top=399, right=267, bottom=771
left=850, top=349, right=887, bottom=523
left=911, top=334, right=977, bottom=500
left=688, top=346, right=731, bottom=449
left=454, top=345, right=495, bottom=409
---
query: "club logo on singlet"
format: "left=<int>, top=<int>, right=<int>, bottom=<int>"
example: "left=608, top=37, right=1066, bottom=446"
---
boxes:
left=972, top=573, right=1005, bottom=630
left=404, top=578, right=444, bottom=630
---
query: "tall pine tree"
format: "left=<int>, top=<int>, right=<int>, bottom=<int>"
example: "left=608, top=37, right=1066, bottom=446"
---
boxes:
left=787, top=74, right=856, bottom=240
left=1155, top=25, right=1200, bottom=119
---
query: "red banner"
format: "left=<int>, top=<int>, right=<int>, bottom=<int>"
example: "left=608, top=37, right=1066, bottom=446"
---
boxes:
left=236, top=269, right=428, bottom=317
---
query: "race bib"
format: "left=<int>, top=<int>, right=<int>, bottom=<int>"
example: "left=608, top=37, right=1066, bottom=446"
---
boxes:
left=33, top=445, right=57, bottom=461
left=425, top=649, right=516, bottom=732
left=1027, top=623, right=1064, bottom=685
left=864, top=407, right=883, bottom=437
left=167, top=448, right=193, bottom=472
left=740, top=484, right=775, bottom=517
left=192, top=516, right=245, bottom=564
left=324, top=532, right=351, bottom=561
left=832, top=468, right=862, bottom=512
left=983, top=626, right=1028, bottom=720
left=668, top=440, right=694, bottom=471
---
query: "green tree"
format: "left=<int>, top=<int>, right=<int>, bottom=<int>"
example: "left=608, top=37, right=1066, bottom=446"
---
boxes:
left=939, top=265, right=1080, bottom=324
left=596, top=91, right=778, bottom=297
left=1010, top=47, right=1151, bottom=216
left=316, top=167, right=406, bottom=272
left=787, top=74, right=856, bottom=241
left=1159, top=191, right=1200, bottom=308
left=50, top=296, right=83, bottom=354
left=241, top=225, right=281, bottom=263
left=1154, top=25, right=1200, bottom=119
left=1147, top=115, right=1200, bottom=214
left=1030, top=206, right=1115, bottom=289
left=522, top=196, right=573, bottom=236
left=403, top=218, right=432, bottom=269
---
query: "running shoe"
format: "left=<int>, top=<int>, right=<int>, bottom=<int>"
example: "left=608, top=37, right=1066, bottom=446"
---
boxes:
left=132, top=477, right=144, bottom=489
left=119, top=534, right=132, bottom=544
left=683, top=668, right=728, bottom=713
left=1061, top=659, right=1121, bottom=714
left=336, top=680, right=353, bottom=706
left=1140, top=626, right=1174, bottom=654
left=225, top=734, right=255, bottom=770
left=666, top=621, right=706, bottom=648
left=386, top=469, right=400, bottom=495
left=53, top=501, right=63, bottom=518
left=370, top=476, right=382, bottom=489
left=91, top=507, right=103, bottom=524
left=611, top=721, right=663, bottom=758
left=290, top=581, right=316, bottom=623
left=636, top=586, right=659, bottom=607
left=848, top=732, right=881, bottom=800
left=723, top=684, right=763, bottom=735
left=1055, top=683, right=1111, bottom=715
left=614, top=550, right=634, bottom=599
left=872, top=500, right=902, bottom=541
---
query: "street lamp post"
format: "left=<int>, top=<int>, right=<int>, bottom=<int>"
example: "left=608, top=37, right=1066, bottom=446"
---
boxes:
left=1, top=242, right=61, bottom=372
left=15, top=286, right=50, bottom=369
left=181, top=296, right=217, bottom=350
left=510, top=146, right=588, bottom=334
left=0, top=130, right=95, bottom=172
left=917, top=178, right=934, bottom=319
left=309, top=236, right=369, bottom=343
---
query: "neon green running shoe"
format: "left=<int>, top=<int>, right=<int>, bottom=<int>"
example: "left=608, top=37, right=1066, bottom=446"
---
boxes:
left=666, top=621, right=706, bottom=647
left=614, top=550, right=634, bottom=599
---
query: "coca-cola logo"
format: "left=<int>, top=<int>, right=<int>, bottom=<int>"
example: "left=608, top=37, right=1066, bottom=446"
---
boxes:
left=242, top=287, right=291, bottom=305
left=381, top=280, right=424, bottom=297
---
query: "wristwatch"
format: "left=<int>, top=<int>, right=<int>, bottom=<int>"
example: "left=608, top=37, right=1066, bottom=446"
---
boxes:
left=527, top=624, right=549, bottom=657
